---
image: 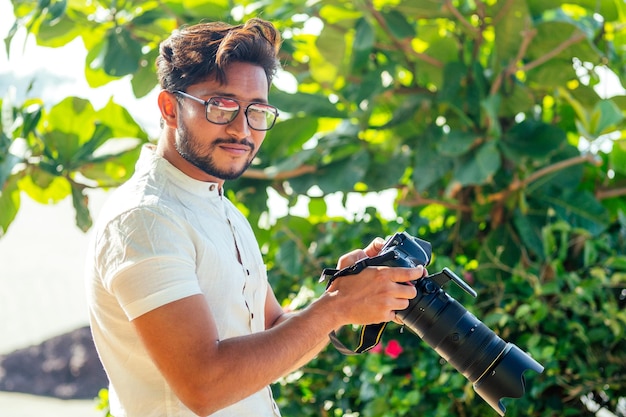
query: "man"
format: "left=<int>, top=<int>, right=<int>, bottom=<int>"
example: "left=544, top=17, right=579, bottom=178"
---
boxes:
left=86, top=18, right=424, bottom=417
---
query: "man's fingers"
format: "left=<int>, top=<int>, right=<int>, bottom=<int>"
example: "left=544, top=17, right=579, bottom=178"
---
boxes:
left=363, top=237, right=385, bottom=258
left=388, top=265, right=426, bottom=283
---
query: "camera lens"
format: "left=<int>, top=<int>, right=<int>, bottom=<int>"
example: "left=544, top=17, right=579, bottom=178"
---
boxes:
left=397, top=273, right=543, bottom=415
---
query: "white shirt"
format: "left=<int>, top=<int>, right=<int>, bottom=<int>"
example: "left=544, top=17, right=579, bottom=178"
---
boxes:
left=86, top=145, right=280, bottom=417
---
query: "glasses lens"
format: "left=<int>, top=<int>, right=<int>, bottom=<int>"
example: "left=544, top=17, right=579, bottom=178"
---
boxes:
left=247, top=103, right=277, bottom=131
left=206, top=97, right=239, bottom=124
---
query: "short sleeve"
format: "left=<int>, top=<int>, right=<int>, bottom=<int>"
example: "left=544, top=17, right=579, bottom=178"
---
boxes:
left=94, top=206, right=202, bottom=320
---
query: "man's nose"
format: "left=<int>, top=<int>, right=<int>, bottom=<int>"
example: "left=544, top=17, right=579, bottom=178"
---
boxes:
left=225, top=109, right=251, bottom=139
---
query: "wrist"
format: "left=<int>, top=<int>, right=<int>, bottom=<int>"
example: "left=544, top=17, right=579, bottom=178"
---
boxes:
left=311, top=288, right=348, bottom=331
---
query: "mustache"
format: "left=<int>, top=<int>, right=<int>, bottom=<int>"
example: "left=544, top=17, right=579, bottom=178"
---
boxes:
left=213, top=137, right=255, bottom=151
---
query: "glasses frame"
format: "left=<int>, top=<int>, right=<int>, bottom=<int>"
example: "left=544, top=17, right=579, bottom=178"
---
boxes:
left=174, top=90, right=279, bottom=131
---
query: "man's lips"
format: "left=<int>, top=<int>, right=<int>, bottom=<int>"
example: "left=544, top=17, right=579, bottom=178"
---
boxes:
left=217, top=141, right=254, bottom=156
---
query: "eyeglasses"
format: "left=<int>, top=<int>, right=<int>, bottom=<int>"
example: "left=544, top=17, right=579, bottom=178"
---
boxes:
left=174, top=90, right=279, bottom=131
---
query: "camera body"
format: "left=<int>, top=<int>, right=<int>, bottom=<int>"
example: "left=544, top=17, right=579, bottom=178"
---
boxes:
left=324, top=232, right=544, bottom=416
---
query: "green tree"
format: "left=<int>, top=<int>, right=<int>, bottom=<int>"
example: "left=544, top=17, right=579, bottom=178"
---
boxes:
left=2, top=0, right=625, bottom=416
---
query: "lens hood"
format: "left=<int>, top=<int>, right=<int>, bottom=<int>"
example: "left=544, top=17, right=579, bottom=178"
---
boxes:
left=473, top=343, right=545, bottom=416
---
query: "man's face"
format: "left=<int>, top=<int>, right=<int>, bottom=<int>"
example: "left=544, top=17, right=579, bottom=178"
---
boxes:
left=174, top=61, right=270, bottom=182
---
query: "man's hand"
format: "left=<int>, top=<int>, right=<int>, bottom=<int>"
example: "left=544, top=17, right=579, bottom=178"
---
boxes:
left=325, top=237, right=427, bottom=326
left=336, top=237, right=386, bottom=269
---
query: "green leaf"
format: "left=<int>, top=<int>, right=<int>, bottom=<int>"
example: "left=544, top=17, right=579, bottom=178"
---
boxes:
left=513, top=210, right=545, bottom=260
left=310, top=43, right=341, bottom=84
left=453, top=140, right=501, bottom=186
left=105, top=28, right=143, bottom=77
left=544, top=190, right=608, bottom=236
left=275, top=223, right=307, bottom=276
left=381, top=10, right=415, bottom=39
left=263, top=148, right=317, bottom=178
left=4, top=20, right=19, bottom=57
left=526, top=59, right=578, bottom=87
left=353, top=18, right=375, bottom=51
left=90, top=27, right=143, bottom=78
left=588, top=99, right=623, bottom=137
left=0, top=139, right=24, bottom=189
left=319, top=4, right=361, bottom=24
left=17, top=169, right=71, bottom=204
left=438, top=61, right=467, bottom=104
left=95, top=98, right=148, bottom=141
left=476, top=226, right=520, bottom=282
left=316, top=149, right=370, bottom=193
left=78, top=142, right=142, bottom=185
left=527, top=0, right=620, bottom=21
left=290, top=146, right=369, bottom=195
left=0, top=175, right=21, bottom=237
left=501, top=120, right=567, bottom=163
left=270, top=90, right=347, bottom=119
left=492, top=0, right=532, bottom=65
left=308, top=197, right=327, bottom=217
left=382, top=94, right=432, bottom=129
left=368, top=149, right=410, bottom=191
left=316, top=25, right=346, bottom=71
left=412, top=128, right=453, bottom=192
left=71, top=185, right=92, bottom=232
left=43, top=97, right=96, bottom=163
left=392, top=0, right=448, bottom=18
left=85, top=39, right=121, bottom=88
left=526, top=21, right=598, bottom=85
left=19, top=102, right=43, bottom=138
left=481, top=94, right=502, bottom=138
left=130, top=50, right=159, bottom=98
left=437, top=130, right=478, bottom=158
left=179, top=0, right=230, bottom=18
left=36, top=14, right=83, bottom=47
left=263, top=117, right=319, bottom=158
left=610, top=139, right=626, bottom=176
left=69, top=124, right=112, bottom=166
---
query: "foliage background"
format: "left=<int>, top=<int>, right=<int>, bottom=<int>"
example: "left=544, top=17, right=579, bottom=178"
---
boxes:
left=2, top=0, right=626, bottom=416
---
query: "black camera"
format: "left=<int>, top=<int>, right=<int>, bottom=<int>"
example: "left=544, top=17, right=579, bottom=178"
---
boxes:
left=322, top=232, right=544, bottom=415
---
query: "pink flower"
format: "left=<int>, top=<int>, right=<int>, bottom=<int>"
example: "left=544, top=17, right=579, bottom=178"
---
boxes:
left=384, top=339, right=403, bottom=359
left=463, top=271, right=474, bottom=284
left=369, top=343, right=383, bottom=354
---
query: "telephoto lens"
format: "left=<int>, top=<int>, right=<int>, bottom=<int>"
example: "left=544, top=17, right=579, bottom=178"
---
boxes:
left=324, top=232, right=544, bottom=415
left=397, top=268, right=544, bottom=415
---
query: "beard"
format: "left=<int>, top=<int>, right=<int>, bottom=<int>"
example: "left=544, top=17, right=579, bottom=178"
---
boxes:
left=174, top=118, right=257, bottom=181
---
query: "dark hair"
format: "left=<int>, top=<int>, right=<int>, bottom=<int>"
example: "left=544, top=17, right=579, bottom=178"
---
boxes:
left=156, top=18, right=282, bottom=92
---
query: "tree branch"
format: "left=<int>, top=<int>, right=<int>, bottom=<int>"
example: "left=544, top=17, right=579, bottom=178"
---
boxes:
left=521, top=31, right=587, bottom=72
left=397, top=186, right=473, bottom=212
left=490, top=27, right=537, bottom=96
left=366, top=1, right=444, bottom=68
left=491, top=0, right=516, bottom=27
left=596, top=186, right=626, bottom=201
left=487, top=154, right=601, bottom=203
left=399, top=155, right=603, bottom=210
left=443, top=0, right=480, bottom=38
left=242, top=165, right=316, bottom=181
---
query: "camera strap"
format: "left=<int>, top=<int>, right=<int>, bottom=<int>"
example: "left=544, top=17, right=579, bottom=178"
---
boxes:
left=319, top=252, right=398, bottom=355
left=328, top=323, right=388, bottom=355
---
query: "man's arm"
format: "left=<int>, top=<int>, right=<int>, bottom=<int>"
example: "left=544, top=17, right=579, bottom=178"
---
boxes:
left=131, top=250, right=423, bottom=417
left=263, top=287, right=330, bottom=375
left=262, top=237, right=398, bottom=374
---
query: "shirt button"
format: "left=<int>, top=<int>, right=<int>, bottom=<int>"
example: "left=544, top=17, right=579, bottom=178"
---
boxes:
left=209, top=184, right=216, bottom=191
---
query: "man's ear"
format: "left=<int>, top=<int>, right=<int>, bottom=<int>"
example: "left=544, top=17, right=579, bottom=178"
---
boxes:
left=158, top=90, right=178, bottom=128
